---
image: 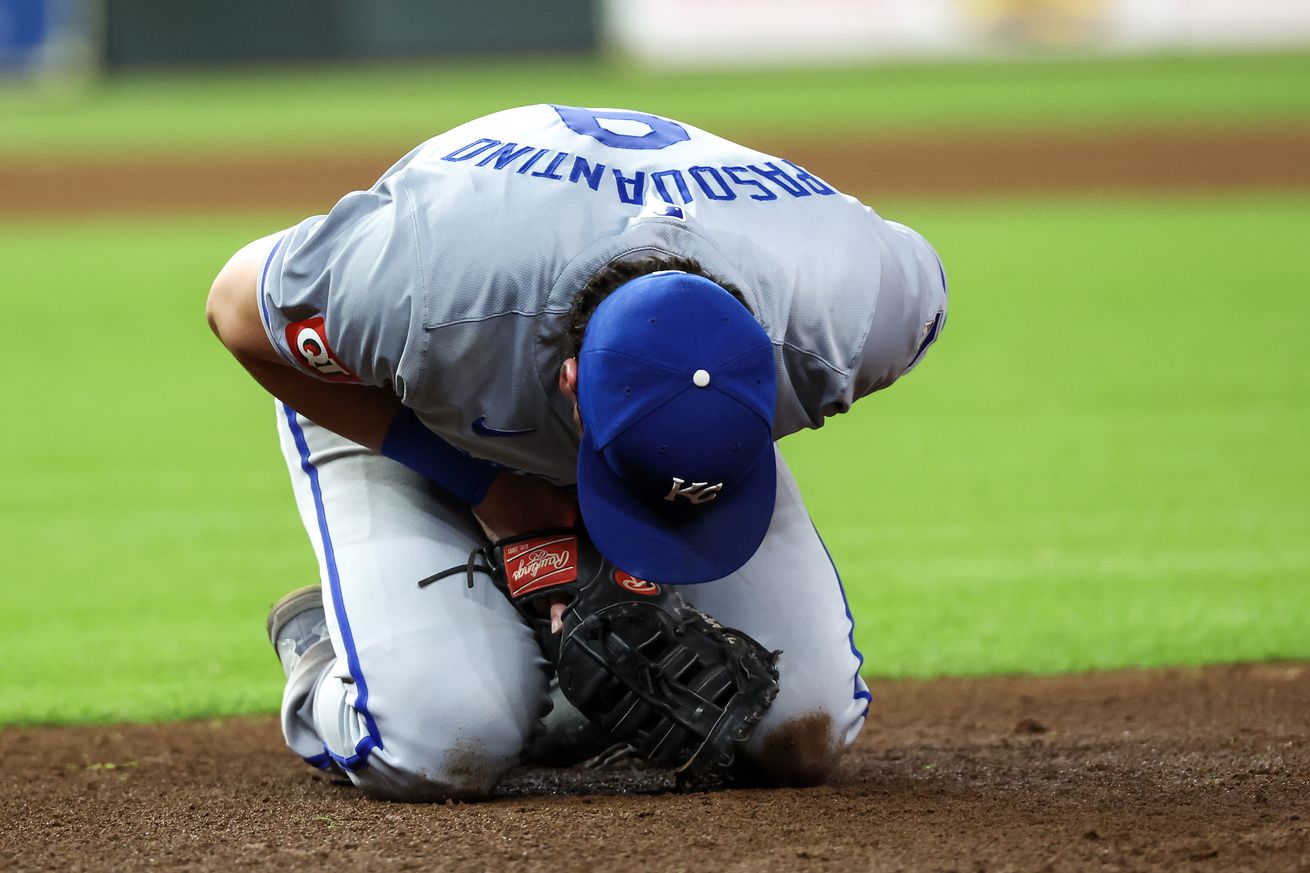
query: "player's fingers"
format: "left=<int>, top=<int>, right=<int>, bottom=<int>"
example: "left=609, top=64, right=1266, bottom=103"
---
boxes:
left=550, top=600, right=567, bottom=634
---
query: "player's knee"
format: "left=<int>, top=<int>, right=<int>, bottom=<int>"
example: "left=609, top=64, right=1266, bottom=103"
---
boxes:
left=346, top=711, right=525, bottom=802
left=333, top=658, right=541, bottom=802
left=735, top=653, right=867, bottom=786
left=738, top=710, right=850, bottom=787
left=349, top=739, right=511, bottom=803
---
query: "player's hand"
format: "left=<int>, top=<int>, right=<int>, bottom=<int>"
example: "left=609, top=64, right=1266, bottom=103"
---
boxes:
left=472, top=472, right=578, bottom=543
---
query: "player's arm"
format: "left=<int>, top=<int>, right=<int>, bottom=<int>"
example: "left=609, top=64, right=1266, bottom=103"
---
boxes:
left=205, top=235, right=576, bottom=538
left=846, top=221, right=948, bottom=403
left=206, top=234, right=402, bottom=448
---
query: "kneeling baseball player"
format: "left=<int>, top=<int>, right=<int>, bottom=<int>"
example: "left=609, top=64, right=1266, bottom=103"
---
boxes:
left=206, top=105, right=947, bottom=801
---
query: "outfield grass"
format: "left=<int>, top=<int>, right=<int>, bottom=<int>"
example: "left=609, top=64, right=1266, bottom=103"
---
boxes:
left=2, top=50, right=1308, bottom=159
left=1, top=193, right=1306, bottom=725
left=0, top=213, right=308, bottom=724
left=796, top=193, right=1310, bottom=678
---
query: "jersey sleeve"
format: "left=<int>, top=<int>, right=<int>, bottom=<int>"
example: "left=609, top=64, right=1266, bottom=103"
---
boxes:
left=257, top=184, right=423, bottom=392
left=844, top=220, right=948, bottom=403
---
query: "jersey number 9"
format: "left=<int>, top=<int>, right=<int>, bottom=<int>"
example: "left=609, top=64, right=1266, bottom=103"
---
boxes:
left=552, top=105, right=690, bottom=151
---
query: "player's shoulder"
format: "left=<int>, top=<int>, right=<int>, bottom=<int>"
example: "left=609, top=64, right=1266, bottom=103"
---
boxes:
left=419, top=104, right=573, bottom=148
left=409, top=103, right=748, bottom=161
left=449, top=103, right=693, bottom=130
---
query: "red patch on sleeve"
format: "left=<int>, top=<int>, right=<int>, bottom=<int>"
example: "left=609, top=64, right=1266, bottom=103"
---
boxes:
left=284, top=316, right=359, bottom=383
left=502, top=535, right=578, bottom=598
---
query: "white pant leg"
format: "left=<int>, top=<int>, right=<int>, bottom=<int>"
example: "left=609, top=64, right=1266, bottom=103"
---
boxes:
left=274, top=402, right=551, bottom=801
left=682, top=449, right=870, bottom=785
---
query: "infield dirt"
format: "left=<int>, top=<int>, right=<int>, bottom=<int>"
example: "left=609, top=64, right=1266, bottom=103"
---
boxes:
left=2, top=124, right=1308, bottom=216
left=4, top=663, right=1307, bottom=872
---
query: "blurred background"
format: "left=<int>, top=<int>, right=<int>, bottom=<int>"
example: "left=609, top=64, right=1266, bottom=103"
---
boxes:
left=1, top=0, right=1307, bottom=725
left=10, top=0, right=1310, bottom=73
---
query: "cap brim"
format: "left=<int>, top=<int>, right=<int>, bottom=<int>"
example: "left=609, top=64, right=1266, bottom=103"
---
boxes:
left=577, top=431, right=777, bottom=584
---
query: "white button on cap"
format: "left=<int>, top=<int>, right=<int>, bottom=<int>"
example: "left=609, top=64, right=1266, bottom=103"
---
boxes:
left=692, top=369, right=711, bottom=388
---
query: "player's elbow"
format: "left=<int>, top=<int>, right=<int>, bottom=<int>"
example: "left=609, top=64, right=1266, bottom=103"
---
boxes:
left=206, top=269, right=252, bottom=360
left=204, top=273, right=229, bottom=342
left=206, top=238, right=279, bottom=364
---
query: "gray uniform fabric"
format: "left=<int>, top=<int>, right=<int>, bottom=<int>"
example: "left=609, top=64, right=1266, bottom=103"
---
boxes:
left=259, top=104, right=946, bottom=485
left=261, top=106, right=947, bottom=798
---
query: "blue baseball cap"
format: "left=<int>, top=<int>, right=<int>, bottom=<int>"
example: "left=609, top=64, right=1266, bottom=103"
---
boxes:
left=576, top=271, right=777, bottom=584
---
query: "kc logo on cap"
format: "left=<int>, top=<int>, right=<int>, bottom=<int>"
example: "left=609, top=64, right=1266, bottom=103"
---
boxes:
left=665, top=478, right=723, bottom=504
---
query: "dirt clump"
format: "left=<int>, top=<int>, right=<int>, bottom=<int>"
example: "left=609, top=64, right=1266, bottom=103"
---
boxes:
left=751, top=711, right=839, bottom=786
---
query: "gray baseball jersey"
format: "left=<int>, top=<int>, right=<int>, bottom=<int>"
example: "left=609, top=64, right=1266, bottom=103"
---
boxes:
left=258, top=104, right=947, bottom=485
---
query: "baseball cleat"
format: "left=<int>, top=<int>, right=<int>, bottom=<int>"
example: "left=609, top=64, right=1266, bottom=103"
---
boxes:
left=266, top=585, right=329, bottom=678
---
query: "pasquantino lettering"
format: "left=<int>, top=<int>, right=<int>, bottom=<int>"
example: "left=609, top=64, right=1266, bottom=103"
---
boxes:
left=439, top=140, right=840, bottom=208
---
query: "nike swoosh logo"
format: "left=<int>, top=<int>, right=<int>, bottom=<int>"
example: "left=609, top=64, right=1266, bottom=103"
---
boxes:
left=472, top=416, right=537, bottom=438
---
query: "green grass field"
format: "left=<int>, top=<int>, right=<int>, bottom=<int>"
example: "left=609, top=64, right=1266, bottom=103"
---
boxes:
left=2, top=50, right=1309, bottom=158
left=2, top=52, right=1308, bottom=726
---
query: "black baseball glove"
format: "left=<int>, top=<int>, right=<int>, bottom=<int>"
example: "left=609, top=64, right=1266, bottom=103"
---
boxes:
left=421, top=528, right=779, bottom=773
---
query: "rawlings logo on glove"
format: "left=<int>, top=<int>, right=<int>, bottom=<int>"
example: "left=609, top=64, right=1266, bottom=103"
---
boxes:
left=501, top=536, right=577, bottom=596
